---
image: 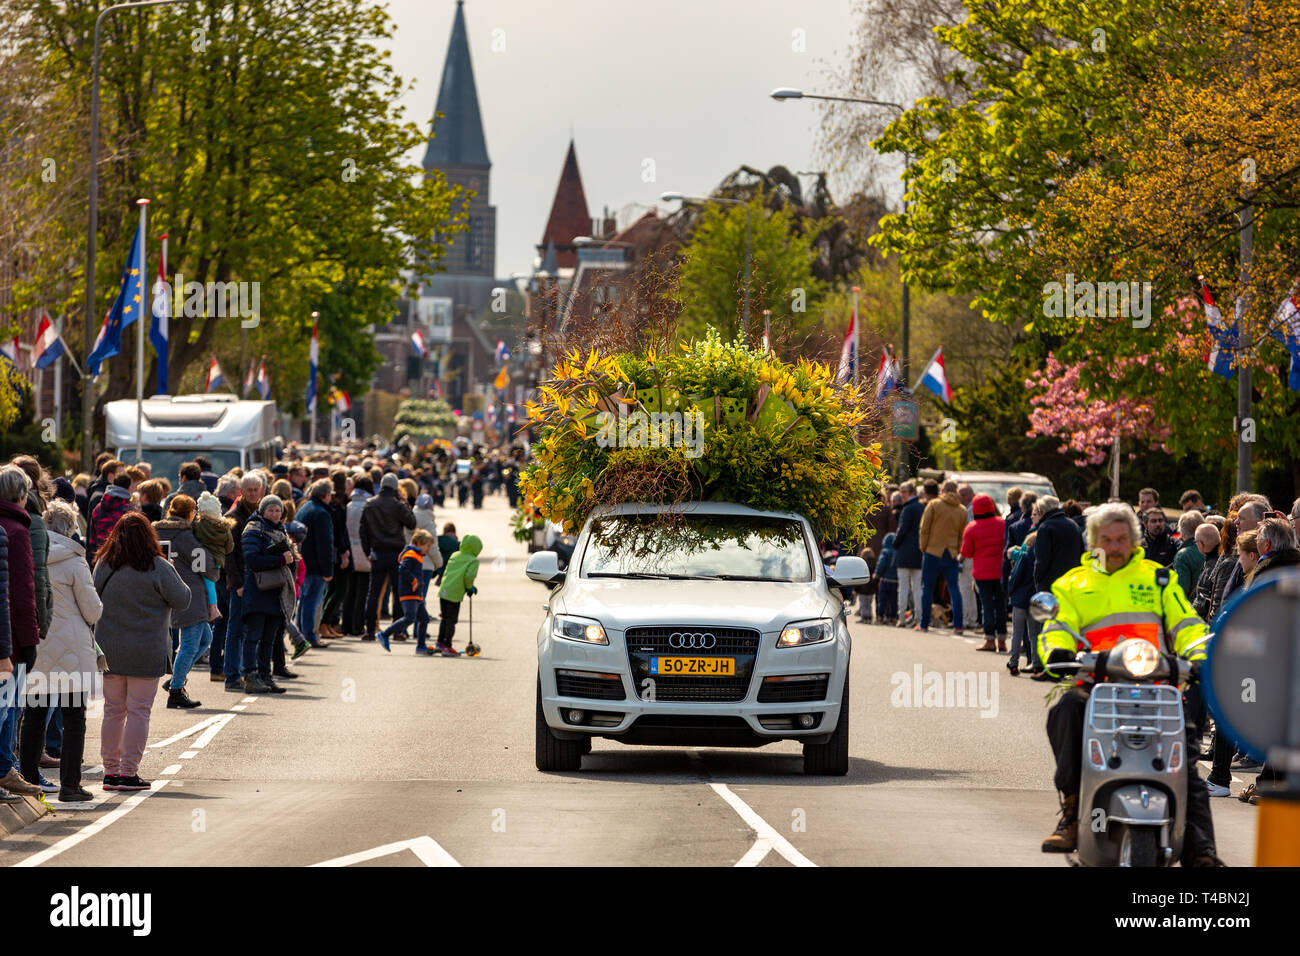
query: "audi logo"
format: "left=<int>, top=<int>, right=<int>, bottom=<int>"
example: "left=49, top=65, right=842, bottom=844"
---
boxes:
left=668, top=632, right=716, bottom=649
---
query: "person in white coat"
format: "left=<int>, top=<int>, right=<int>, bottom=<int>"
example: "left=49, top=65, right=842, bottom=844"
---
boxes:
left=18, top=501, right=103, bottom=802
left=341, top=476, right=373, bottom=636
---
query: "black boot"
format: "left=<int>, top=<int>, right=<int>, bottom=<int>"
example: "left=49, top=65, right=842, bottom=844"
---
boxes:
left=167, top=685, right=201, bottom=709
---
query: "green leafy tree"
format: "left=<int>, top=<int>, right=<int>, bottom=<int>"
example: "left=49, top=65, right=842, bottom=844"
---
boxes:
left=673, top=195, right=826, bottom=343
left=8, top=0, right=468, bottom=424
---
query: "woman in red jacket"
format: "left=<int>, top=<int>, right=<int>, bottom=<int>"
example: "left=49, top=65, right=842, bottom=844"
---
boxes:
left=960, top=493, right=1007, bottom=652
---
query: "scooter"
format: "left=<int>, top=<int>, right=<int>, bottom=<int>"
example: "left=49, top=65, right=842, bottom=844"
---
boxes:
left=1030, top=592, right=1206, bottom=867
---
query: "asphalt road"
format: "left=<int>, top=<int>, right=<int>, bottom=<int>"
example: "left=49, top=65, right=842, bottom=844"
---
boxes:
left=0, top=491, right=1259, bottom=867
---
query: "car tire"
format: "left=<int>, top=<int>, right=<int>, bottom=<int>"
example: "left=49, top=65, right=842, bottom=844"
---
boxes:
left=535, top=675, right=584, bottom=772
left=802, top=674, right=849, bottom=776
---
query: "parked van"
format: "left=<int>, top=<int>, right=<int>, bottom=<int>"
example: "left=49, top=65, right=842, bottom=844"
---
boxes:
left=105, top=394, right=278, bottom=476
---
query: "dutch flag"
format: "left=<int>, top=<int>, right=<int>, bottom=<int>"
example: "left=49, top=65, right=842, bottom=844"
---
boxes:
left=411, top=329, right=426, bottom=358
left=205, top=355, right=226, bottom=393
left=915, top=347, right=953, bottom=403
left=306, top=320, right=319, bottom=414
left=1200, top=280, right=1236, bottom=379
left=33, top=312, right=64, bottom=370
left=256, top=358, right=271, bottom=400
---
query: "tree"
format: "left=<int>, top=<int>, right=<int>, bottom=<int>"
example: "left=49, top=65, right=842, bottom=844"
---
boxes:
left=673, top=194, right=826, bottom=343
left=6, top=0, right=469, bottom=424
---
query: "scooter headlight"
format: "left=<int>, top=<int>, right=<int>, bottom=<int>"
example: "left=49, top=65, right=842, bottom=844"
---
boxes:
left=553, top=614, right=608, bottom=645
left=1117, top=639, right=1159, bottom=679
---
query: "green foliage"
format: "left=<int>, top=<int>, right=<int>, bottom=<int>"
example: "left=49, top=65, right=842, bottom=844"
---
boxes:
left=8, top=0, right=468, bottom=415
left=392, top=398, right=455, bottom=436
left=673, top=195, right=827, bottom=342
left=520, top=337, right=888, bottom=546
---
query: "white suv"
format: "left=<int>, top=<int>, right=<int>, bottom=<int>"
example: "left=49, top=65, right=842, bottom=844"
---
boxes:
left=527, top=502, right=868, bottom=775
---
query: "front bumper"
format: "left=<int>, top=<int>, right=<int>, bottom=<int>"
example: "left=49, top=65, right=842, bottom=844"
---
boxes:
left=538, top=627, right=847, bottom=742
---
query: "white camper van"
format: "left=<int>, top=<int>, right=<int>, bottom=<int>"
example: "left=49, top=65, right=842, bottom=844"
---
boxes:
left=104, top=394, right=278, bottom=475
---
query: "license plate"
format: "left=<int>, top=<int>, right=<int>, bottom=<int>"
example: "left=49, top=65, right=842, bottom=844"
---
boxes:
left=651, top=656, right=735, bottom=676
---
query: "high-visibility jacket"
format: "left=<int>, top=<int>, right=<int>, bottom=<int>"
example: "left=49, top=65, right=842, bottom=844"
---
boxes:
left=1038, top=547, right=1209, bottom=673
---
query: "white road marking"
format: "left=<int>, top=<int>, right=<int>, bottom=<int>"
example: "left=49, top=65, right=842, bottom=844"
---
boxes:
left=180, top=750, right=198, bottom=759
left=14, top=782, right=171, bottom=867
left=240, top=697, right=258, bottom=703
left=191, top=714, right=236, bottom=749
left=708, top=783, right=816, bottom=867
left=231, top=705, right=246, bottom=711
left=147, top=715, right=225, bottom=749
left=161, top=764, right=182, bottom=776
left=311, top=835, right=461, bottom=867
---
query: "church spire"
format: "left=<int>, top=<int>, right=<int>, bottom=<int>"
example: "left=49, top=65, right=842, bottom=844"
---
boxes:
left=538, top=139, right=592, bottom=270
left=423, top=1, right=490, bottom=171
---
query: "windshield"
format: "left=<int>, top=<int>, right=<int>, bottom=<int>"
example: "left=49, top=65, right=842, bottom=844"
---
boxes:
left=965, top=481, right=1056, bottom=514
left=580, top=513, right=813, bottom=582
left=119, top=448, right=243, bottom=482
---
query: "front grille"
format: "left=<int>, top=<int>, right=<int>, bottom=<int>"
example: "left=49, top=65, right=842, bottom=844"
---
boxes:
left=626, top=626, right=759, bottom=702
left=555, top=670, right=626, bottom=701
left=757, top=674, right=829, bottom=703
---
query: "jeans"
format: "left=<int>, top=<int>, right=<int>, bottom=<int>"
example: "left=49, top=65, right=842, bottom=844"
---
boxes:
left=101, top=675, right=159, bottom=777
left=920, top=551, right=962, bottom=630
left=1010, top=608, right=1033, bottom=666
left=417, top=569, right=435, bottom=644
left=365, top=550, right=400, bottom=633
left=897, top=567, right=922, bottom=621
left=877, top=580, right=898, bottom=621
left=21, top=701, right=86, bottom=789
left=224, top=588, right=246, bottom=681
left=173, top=622, right=213, bottom=690
left=958, top=561, right=979, bottom=628
left=381, top=600, right=426, bottom=644
left=0, top=662, right=27, bottom=776
left=297, top=574, right=328, bottom=644
left=437, top=597, right=462, bottom=646
left=241, top=611, right=281, bottom=679
left=975, top=578, right=1007, bottom=637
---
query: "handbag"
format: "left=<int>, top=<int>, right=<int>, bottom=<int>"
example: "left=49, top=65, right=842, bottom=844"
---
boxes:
left=254, top=565, right=287, bottom=591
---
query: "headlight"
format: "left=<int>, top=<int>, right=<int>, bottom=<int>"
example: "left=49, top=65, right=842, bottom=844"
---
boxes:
left=777, top=619, right=834, bottom=648
left=1117, top=639, right=1159, bottom=679
left=553, top=614, right=608, bottom=645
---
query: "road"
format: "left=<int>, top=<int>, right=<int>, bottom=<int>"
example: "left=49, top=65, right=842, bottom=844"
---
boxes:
left=0, top=491, right=1259, bottom=867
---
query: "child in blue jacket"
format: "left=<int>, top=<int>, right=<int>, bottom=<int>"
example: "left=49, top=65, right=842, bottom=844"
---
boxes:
left=874, top=533, right=898, bottom=625
left=1006, top=531, right=1038, bottom=675
left=378, top=530, right=435, bottom=654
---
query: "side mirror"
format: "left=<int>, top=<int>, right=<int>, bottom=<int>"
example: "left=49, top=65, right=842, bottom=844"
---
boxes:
left=526, top=550, right=565, bottom=584
left=1029, top=591, right=1059, bottom=623
left=828, top=555, right=869, bottom=589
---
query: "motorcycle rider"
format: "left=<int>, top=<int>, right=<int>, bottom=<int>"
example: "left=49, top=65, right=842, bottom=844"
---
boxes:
left=1039, top=502, right=1221, bottom=865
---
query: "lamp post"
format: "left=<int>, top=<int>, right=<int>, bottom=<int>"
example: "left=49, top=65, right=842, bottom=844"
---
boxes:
left=660, top=191, right=752, bottom=334
left=82, top=0, right=205, bottom=471
left=771, top=87, right=911, bottom=383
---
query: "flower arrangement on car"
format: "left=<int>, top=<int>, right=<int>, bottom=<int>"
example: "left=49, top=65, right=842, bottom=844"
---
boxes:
left=517, top=329, right=888, bottom=546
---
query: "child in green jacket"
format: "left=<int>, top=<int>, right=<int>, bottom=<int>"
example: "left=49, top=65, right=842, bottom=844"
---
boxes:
left=435, top=533, right=481, bottom=656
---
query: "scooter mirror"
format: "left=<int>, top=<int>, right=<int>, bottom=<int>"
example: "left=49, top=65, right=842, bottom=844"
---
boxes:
left=1029, top=591, right=1060, bottom=623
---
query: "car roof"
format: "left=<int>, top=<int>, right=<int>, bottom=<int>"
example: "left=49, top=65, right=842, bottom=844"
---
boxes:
left=591, top=501, right=811, bottom=525
left=944, top=471, right=1054, bottom=484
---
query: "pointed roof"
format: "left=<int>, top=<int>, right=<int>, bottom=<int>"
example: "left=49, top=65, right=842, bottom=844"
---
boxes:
left=423, top=1, right=490, bottom=171
left=538, top=140, right=592, bottom=269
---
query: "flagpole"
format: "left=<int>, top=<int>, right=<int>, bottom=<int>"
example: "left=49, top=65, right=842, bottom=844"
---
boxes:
left=134, top=199, right=149, bottom=463
left=911, top=346, right=942, bottom=393
left=53, top=320, right=63, bottom=436
left=851, top=287, right=860, bottom=388
left=309, top=311, right=318, bottom=452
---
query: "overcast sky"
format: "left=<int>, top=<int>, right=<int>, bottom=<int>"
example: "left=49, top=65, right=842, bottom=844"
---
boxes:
left=385, top=0, right=863, bottom=278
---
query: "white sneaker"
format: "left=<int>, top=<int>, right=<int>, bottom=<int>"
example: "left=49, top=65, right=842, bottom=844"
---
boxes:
left=1206, top=779, right=1231, bottom=797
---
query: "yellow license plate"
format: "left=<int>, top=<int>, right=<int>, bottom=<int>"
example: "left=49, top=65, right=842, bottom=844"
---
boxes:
left=652, top=656, right=735, bottom=676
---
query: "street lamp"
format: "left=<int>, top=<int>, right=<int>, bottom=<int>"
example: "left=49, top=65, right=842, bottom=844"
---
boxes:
left=82, top=0, right=205, bottom=471
left=661, top=191, right=752, bottom=332
left=771, top=86, right=912, bottom=384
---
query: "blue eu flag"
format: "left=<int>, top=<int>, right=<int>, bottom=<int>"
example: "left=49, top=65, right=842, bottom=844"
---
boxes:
left=87, top=218, right=146, bottom=376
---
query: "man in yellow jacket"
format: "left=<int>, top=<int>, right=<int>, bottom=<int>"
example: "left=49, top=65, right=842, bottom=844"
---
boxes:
left=1038, top=503, right=1220, bottom=865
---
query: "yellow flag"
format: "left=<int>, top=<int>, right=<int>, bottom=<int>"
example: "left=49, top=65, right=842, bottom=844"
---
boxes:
left=494, top=367, right=508, bottom=390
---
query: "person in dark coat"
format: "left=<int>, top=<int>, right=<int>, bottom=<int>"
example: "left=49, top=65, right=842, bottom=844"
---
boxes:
left=1006, top=531, right=1039, bottom=675
left=85, top=458, right=124, bottom=522
left=11, top=456, right=53, bottom=643
left=220, top=473, right=265, bottom=691
left=360, top=473, right=415, bottom=641
left=292, top=479, right=334, bottom=649
left=0, top=465, right=42, bottom=798
left=238, top=495, right=294, bottom=694
left=893, top=482, right=924, bottom=626
left=1033, top=497, right=1084, bottom=594
left=1141, top=508, right=1178, bottom=567
left=88, top=473, right=135, bottom=562
left=319, top=470, right=351, bottom=638
left=153, top=495, right=220, bottom=708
